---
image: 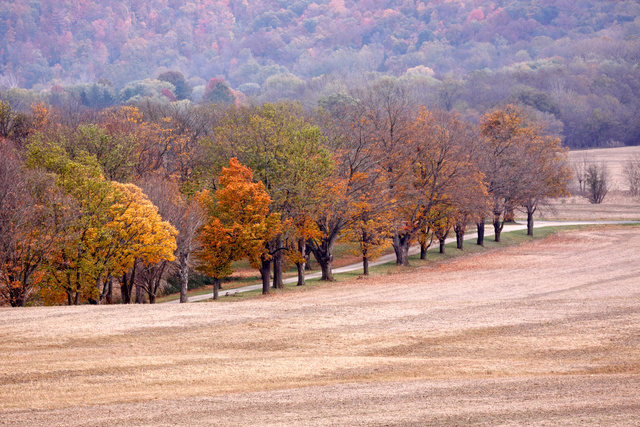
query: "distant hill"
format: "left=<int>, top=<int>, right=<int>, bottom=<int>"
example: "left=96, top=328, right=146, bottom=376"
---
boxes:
left=1, top=0, right=640, bottom=147
left=1, top=0, right=637, bottom=88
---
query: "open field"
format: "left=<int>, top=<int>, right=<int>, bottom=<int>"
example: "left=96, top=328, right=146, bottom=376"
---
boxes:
left=1, top=225, right=639, bottom=426
left=532, top=146, right=640, bottom=221
left=568, top=145, right=640, bottom=192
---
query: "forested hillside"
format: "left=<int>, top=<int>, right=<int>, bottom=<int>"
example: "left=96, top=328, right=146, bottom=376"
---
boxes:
left=1, top=0, right=640, bottom=147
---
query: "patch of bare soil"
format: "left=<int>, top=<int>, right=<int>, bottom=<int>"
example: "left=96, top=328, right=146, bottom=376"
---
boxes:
left=1, top=227, right=639, bottom=426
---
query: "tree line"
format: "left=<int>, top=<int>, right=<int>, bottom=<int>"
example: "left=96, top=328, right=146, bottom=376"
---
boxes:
left=0, top=82, right=572, bottom=307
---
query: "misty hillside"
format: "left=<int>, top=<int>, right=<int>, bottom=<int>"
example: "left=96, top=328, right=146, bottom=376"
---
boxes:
left=1, top=0, right=640, bottom=147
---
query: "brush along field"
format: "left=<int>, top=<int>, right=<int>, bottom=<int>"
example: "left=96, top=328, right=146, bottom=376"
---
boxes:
left=535, top=146, right=640, bottom=221
left=1, top=226, right=639, bottom=426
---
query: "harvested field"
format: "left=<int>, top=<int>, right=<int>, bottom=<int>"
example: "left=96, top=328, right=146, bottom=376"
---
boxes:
left=568, top=145, right=640, bottom=193
left=1, top=226, right=640, bottom=426
left=533, top=146, right=640, bottom=221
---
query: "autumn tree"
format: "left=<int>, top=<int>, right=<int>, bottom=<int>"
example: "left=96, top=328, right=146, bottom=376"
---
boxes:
left=480, top=105, right=571, bottom=239
left=450, top=170, right=490, bottom=250
left=479, top=105, right=531, bottom=242
left=310, top=86, right=398, bottom=280
left=212, top=102, right=332, bottom=286
left=98, top=183, right=177, bottom=304
left=0, top=140, right=67, bottom=306
left=202, top=78, right=235, bottom=105
left=430, top=203, right=456, bottom=254
left=339, top=185, right=393, bottom=275
left=391, top=109, right=478, bottom=265
left=517, top=135, right=571, bottom=236
left=26, top=131, right=177, bottom=305
left=158, top=71, right=193, bottom=101
left=197, top=158, right=280, bottom=296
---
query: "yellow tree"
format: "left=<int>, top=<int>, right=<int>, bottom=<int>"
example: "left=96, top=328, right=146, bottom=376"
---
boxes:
left=27, top=132, right=177, bottom=305
left=94, top=183, right=178, bottom=304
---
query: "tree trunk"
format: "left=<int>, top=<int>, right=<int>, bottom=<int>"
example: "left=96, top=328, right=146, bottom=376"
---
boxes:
left=304, top=243, right=313, bottom=270
left=493, top=213, right=503, bottom=243
left=317, top=256, right=334, bottom=281
left=135, top=281, right=144, bottom=304
left=273, top=236, right=284, bottom=289
left=179, top=251, right=189, bottom=303
left=106, top=277, right=113, bottom=304
left=213, top=277, right=220, bottom=300
left=420, top=243, right=427, bottom=260
left=309, top=234, right=338, bottom=281
left=120, top=273, right=130, bottom=304
left=128, top=262, right=137, bottom=303
left=11, top=286, right=27, bottom=307
left=66, top=288, right=73, bottom=306
left=455, top=226, right=464, bottom=250
left=363, top=257, right=369, bottom=275
left=504, top=207, right=515, bottom=223
left=476, top=220, right=485, bottom=246
left=296, top=263, right=305, bottom=286
left=392, top=232, right=411, bottom=266
left=260, top=255, right=271, bottom=294
left=439, top=238, right=446, bottom=254
left=74, top=270, right=81, bottom=305
left=296, top=238, right=306, bottom=286
left=527, top=205, right=535, bottom=236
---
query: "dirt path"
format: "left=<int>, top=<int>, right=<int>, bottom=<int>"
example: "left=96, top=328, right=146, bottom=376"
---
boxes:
left=1, top=226, right=639, bottom=425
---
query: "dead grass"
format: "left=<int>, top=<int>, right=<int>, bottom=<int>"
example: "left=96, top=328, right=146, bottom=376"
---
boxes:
left=1, top=226, right=640, bottom=425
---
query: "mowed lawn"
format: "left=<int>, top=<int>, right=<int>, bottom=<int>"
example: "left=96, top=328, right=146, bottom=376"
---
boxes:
left=1, top=225, right=639, bottom=426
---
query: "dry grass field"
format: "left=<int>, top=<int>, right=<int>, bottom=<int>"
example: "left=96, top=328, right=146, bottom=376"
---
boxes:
left=1, top=225, right=639, bottom=426
left=534, top=146, right=640, bottom=221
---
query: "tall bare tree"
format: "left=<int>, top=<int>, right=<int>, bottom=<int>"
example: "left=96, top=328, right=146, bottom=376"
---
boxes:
left=623, top=155, right=640, bottom=197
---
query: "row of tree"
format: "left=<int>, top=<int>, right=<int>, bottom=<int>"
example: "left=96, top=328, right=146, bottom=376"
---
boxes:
left=0, top=86, right=571, bottom=306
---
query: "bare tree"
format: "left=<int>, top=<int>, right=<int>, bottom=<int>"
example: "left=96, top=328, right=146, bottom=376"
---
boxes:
left=623, top=155, right=640, bottom=197
left=585, top=163, right=610, bottom=204
left=571, top=153, right=591, bottom=196
left=137, top=176, right=204, bottom=303
left=136, top=259, right=177, bottom=304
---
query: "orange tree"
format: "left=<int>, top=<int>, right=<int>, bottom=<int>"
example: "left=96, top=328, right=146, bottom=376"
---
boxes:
left=480, top=105, right=571, bottom=240
left=338, top=173, right=393, bottom=275
left=196, top=158, right=280, bottom=296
